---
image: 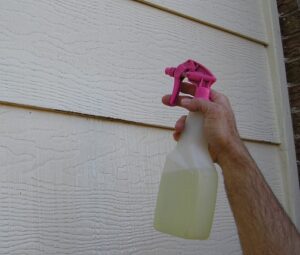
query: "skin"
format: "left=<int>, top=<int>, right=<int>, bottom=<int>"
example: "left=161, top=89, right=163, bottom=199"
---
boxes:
left=162, top=82, right=300, bottom=255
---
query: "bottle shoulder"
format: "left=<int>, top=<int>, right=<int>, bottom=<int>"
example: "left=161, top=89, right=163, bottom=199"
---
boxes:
left=166, top=144, right=216, bottom=174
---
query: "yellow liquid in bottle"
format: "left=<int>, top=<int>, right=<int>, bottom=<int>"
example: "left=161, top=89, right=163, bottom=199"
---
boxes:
left=154, top=169, right=218, bottom=239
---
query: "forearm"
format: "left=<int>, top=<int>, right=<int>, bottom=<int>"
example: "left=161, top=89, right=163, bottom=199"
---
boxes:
left=218, top=141, right=300, bottom=255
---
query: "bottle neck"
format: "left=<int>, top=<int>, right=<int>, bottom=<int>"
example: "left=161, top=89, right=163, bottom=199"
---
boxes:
left=176, top=111, right=213, bottom=167
left=178, top=111, right=205, bottom=145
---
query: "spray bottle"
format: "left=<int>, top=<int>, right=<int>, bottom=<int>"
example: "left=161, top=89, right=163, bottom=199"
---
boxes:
left=154, top=60, right=218, bottom=240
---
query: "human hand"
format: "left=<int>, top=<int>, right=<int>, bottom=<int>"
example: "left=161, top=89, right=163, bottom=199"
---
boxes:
left=162, top=82, right=244, bottom=163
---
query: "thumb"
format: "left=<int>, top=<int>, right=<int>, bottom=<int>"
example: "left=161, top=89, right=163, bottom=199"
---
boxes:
left=180, top=98, right=213, bottom=114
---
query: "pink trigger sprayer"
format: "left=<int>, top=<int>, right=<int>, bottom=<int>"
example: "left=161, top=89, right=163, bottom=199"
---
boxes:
left=154, top=60, right=218, bottom=240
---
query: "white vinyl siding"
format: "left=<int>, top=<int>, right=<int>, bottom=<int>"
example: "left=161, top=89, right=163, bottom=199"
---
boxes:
left=0, top=105, right=285, bottom=254
left=0, top=0, right=278, bottom=143
left=0, top=0, right=299, bottom=254
left=136, top=0, right=267, bottom=43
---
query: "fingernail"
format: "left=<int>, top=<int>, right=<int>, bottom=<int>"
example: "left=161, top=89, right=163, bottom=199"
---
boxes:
left=181, top=98, right=191, bottom=106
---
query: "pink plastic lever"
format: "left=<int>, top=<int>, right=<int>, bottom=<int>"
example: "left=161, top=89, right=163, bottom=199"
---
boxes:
left=165, top=60, right=216, bottom=106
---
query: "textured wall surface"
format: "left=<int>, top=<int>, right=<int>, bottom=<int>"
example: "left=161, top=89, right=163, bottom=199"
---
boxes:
left=0, top=105, right=285, bottom=255
left=0, top=0, right=298, bottom=254
left=0, top=0, right=279, bottom=143
left=135, top=0, right=267, bottom=42
left=277, top=0, right=300, bottom=182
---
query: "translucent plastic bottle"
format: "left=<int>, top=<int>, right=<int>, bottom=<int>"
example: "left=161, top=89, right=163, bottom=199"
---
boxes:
left=154, top=60, right=218, bottom=240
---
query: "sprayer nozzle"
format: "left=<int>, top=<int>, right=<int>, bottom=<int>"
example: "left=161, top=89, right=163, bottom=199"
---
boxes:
left=165, top=67, right=176, bottom=77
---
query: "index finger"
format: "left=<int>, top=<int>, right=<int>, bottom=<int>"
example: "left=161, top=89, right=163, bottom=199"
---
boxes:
left=162, top=94, right=192, bottom=106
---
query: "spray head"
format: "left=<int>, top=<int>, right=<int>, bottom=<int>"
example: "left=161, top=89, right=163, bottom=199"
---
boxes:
left=165, top=59, right=216, bottom=106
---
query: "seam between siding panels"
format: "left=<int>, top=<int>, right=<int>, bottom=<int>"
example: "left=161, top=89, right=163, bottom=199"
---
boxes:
left=131, top=0, right=269, bottom=47
left=0, top=101, right=280, bottom=146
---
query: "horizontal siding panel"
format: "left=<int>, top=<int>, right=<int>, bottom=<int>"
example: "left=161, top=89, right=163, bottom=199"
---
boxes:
left=0, top=0, right=279, bottom=143
left=135, top=0, right=267, bottom=43
left=0, top=105, right=285, bottom=254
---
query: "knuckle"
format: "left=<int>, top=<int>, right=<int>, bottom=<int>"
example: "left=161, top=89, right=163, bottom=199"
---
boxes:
left=213, top=105, right=224, bottom=114
left=222, top=94, right=230, bottom=102
left=219, top=94, right=229, bottom=103
left=189, top=99, right=200, bottom=111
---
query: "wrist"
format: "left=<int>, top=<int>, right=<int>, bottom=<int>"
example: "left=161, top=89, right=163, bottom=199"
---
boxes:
left=217, top=137, right=251, bottom=169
